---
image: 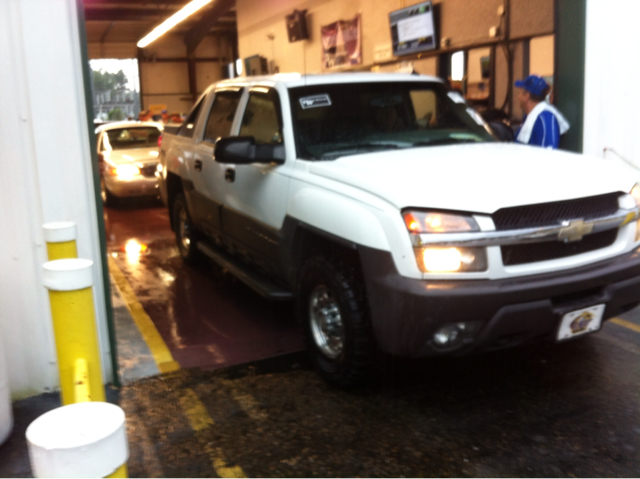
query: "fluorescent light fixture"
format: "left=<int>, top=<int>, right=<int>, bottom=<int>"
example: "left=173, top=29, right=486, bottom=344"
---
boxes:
left=137, top=0, right=213, bottom=48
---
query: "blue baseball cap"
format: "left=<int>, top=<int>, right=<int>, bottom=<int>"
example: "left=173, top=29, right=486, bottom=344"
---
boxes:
left=514, top=75, right=549, bottom=96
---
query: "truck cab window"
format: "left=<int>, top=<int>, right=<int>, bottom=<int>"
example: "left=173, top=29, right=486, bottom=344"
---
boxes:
left=179, top=96, right=205, bottom=138
left=239, top=89, right=283, bottom=145
left=410, top=90, right=437, bottom=128
left=203, top=90, right=243, bottom=143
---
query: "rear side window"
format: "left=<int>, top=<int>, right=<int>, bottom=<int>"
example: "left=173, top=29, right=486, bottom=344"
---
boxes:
left=179, top=96, right=205, bottom=138
left=239, top=89, right=283, bottom=145
left=103, top=127, right=161, bottom=150
left=203, top=90, right=243, bottom=143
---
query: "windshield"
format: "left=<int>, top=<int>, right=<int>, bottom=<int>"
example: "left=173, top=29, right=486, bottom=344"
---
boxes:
left=104, top=126, right=161, bottom=151
left=289, top=81, right=494, bottom=160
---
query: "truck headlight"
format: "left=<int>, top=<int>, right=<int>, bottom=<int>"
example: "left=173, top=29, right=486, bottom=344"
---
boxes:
left=403, top=211, right=479, bottom=234
left=403, top=210, right=487, bottom=273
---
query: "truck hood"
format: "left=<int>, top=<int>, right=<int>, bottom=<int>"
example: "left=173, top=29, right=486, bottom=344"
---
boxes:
left=308, top=143, right=637, bottom=213
left=104, top=148, right=159, bottom=166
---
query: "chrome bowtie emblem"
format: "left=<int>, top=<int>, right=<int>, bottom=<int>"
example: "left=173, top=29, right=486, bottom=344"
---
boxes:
left=558, top=219, right=593, bottom=242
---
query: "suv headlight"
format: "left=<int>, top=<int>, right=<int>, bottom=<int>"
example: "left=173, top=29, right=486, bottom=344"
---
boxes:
left=108, top=164, right=141, bottom=179
left=402, top=210, right=488, bottom=273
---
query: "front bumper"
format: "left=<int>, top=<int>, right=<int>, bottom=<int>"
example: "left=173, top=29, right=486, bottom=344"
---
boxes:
left=104, top=174, right=159, bottom=198
left=359, top=245, right=640, bottom=357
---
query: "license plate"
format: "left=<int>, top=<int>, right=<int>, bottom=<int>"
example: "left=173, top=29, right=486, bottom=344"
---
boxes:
left=557, top=304, right=605, bottom=341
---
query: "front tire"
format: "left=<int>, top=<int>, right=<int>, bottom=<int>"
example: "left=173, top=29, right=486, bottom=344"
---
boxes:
left=296, top=255, right=377, bottom=387
left=172, top=193, right=200, bottom=264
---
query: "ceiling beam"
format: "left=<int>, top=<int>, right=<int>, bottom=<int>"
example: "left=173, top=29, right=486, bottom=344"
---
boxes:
left=84, top=8, right=176, bottom=22
left=184, top=0, right=235, bottom=53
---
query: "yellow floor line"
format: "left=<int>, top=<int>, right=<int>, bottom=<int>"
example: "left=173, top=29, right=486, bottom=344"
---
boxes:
left=179, top=388, right=215, bottom=431
left=110, top=257, right=246, bottom=477
left=181, top=388, right=247, bottom=478
left=609, top=317, right=640, bottom=334
left=211, top=454, right=246, bottom=479
left=108, top=256, right=180, bottom=373
left=221, top=379, right=268, bottom=421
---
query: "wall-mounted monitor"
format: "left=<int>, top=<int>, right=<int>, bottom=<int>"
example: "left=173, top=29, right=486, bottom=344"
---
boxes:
left=286, top=9, right=309, bottom=43
left=389, top=1, right=437, bottom=57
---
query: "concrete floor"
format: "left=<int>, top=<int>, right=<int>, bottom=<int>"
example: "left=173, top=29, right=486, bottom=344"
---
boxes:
left=0, top=199, right=305, bottom=478
left=2, top=271, right=639, bottom=477
left=2, top=200, right=640, bottom=477
left=104, top=200, right=305, bottom=371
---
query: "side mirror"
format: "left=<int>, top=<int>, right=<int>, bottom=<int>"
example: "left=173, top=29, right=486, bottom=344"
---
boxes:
left=214, top=136, right=285, bottom=165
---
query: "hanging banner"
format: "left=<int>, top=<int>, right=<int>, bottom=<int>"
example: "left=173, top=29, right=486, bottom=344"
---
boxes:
left=321, top=14, right=362, bottom=70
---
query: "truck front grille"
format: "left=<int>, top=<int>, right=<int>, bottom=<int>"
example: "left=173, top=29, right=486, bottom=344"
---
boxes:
left=492, top=193, right=621, bottom=231
left=501, top=229, right=618, bottom=266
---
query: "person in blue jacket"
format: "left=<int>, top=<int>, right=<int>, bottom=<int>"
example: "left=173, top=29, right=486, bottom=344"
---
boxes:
left=514, top=75, right=570, bottom=149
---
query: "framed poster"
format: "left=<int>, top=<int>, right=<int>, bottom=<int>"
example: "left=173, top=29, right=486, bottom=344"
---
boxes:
left=321, top=14, right=362, bottom=70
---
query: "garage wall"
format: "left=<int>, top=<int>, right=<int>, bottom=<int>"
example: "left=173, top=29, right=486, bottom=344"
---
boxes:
left=137, top=33, right=235, bottom=116
left=237, top=0, right=504, bottom=74
left=530, top=35, right=554, bottom=77
left=0, top=0, right=112, bottom=398
left=436, top=0, right=502, bottom=48
left=87, top=42, right=137, bottom=60
left=236, top=0, right=551, bottom=75
left=510, top=0, right=554, bottom=39
left=583, top=0, right=640, bottom=179
left=139, top=60, right=192, bottom=116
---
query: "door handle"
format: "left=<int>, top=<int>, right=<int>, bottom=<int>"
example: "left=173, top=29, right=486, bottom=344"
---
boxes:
left=194, top=160, right=203, bottom=172
left=225, top=168, right=235, bottom=183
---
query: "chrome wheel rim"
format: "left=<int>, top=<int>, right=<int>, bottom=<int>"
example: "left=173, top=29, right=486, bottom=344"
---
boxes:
left=309, top=285, right=344, bottom=359
left=179, top=206, right=191, bottom=252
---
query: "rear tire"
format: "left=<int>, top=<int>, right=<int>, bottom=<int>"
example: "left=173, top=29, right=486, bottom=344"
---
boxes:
left=296, top=255, right=377, bottom=387
left=172, top=193, right=200, bottom=264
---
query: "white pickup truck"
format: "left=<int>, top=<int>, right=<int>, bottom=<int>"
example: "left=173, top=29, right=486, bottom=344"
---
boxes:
left=159, top=72, right=640, bottom=386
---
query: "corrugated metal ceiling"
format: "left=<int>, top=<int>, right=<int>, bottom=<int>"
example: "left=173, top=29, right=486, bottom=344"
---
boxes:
left=83, top=0, right=236, bottom=45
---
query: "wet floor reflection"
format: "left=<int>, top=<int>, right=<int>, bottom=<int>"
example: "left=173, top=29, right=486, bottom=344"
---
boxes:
left=104, top=201, right=305, bottom=370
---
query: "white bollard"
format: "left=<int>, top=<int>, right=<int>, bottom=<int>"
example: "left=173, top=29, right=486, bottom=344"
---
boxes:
left=42, top=222, right=78, bottom=260
left=42, top=221, right=77, bottom=242
left=0, top=334, right=13, bottom=445
left=26, top=402, right=128, bottom=478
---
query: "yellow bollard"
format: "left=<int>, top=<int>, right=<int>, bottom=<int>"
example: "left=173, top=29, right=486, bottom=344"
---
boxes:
left=43, top=259, right=105, bottom=405
left=73, top=358, right=91, bottom=404
left=43, top=222, right=78, bottom=260
left=106, top=463, right=129, bottom=478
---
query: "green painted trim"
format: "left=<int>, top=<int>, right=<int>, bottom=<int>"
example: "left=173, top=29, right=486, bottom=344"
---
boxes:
left=554, top=0, right=586, bottom=153
left=74, top=0, right=121, bottom=388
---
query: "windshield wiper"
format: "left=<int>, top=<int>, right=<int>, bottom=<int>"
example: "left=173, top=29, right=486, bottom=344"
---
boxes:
left=412, top=138, right=479, bottom=147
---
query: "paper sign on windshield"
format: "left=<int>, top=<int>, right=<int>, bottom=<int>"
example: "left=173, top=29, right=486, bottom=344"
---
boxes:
left=300, top=95, right=332, bottom=109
